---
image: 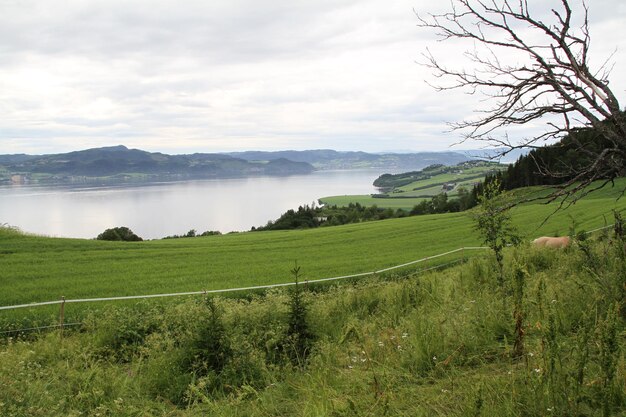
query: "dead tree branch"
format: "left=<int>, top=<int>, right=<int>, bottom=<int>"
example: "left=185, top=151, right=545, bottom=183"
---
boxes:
left=416, top=0, right=625, bottom=203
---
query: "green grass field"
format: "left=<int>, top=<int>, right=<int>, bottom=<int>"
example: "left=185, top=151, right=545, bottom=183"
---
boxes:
left=2, top=179, right=625, bottom=309
left=318, top=194, right=428, bottom=209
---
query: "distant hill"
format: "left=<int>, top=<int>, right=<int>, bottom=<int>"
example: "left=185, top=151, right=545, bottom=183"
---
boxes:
left=456, top=148, right=530, bottom=164
left=0, top=146, right=481, bottom=185
left=224, top=149, right=470, bottom=171
left=0, top=145, right=315, bottom=184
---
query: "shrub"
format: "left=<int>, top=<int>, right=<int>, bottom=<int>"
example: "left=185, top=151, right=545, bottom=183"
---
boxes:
left=96, top=226, right=142, bottom=241
left=283, top=264, right=315, bottom=367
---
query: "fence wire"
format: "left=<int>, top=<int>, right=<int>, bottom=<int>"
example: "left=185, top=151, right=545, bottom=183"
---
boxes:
left=0, top=224, right=616, bottom=314
left=0, top=246, right=488, bottom=312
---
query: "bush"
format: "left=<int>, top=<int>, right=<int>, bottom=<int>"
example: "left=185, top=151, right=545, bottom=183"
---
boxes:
left=96, top=226, right=142, bottom=241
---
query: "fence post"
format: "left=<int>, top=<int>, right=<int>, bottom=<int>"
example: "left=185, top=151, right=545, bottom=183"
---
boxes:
left=59, top=296, right=66, bottom=340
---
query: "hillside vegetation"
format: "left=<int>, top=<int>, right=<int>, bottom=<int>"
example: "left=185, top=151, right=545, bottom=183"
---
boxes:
left=0, top=228, right=624, bottom=416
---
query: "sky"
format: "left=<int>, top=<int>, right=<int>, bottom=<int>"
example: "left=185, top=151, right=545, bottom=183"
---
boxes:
left=1, top=0, right=625, bottom=155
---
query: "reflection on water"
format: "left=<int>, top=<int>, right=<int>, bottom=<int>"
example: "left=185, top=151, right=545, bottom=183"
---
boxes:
left=0, top=171, right=382, bottom=239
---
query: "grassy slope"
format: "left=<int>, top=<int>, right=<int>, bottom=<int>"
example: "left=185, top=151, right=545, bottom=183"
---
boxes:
left=1, top=179, right=625, bottom=308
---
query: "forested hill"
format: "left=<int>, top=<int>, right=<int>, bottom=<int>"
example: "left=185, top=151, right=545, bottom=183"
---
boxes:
left=486, top=119, right=626, bottom=191
left=224, top=149, right=470, bottom=170
left=0, top=145, right=315, bottom=184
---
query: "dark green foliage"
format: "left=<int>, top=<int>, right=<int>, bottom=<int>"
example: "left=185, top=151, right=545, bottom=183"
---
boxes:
left=96, top=226, right=142, bottom=241
left=473, top=179, right=520, bottom=286
left=599, top=304, right=621, bottom=417
left=476, top=116, right=626, bottom=195
left=407, top=182, right=483, bottom=216
left=614, top=210, right=625, bottom=241
left=163, top=229, right=222, bottom=239
left=253, top=203, right=408, bottom=231
left=199, top=230, right=221, bottom=237
left=284, top=263, right=315, bottom=367
left=258, top=206, right=321, bottom=230
left=410, top=191, right=473, bottom=215
left=512, top=262, right=527, bottom=358
left=187, top=298, right=232, bottom=377
left=87, top=302, right=160, bottom=361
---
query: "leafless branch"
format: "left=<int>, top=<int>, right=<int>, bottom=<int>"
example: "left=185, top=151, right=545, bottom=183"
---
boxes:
left=416, top=0, right=625, bottom=203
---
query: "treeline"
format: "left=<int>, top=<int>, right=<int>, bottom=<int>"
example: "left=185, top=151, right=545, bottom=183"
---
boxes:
left=163, top=229, right=222, bottom=239
left=96, top=227, right=223, bottom=241
left=252, top=203, right=410, bottom=231
left=254, top=188, right=487, bottom=231
left=409, top=187, right=480, bottom=215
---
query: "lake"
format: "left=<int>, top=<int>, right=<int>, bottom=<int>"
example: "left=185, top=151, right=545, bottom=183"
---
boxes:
left=0, top=170, right=383, bottom=239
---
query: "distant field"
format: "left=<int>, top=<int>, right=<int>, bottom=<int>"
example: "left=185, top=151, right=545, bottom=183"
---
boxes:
left=1, top=179, right=625, bottom=311
left=320, top=162, right=502, bottom=209
left=395, top=169, right=487, bottom=192
left=319, top=194, right=428, bottom=209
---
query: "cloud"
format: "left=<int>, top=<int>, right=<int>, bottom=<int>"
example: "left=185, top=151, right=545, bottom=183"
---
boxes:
left=0, top=0, right=624, bottom=154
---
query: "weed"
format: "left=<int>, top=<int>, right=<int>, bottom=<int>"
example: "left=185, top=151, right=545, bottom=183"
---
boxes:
left=284, top=262, right=315, bottom=368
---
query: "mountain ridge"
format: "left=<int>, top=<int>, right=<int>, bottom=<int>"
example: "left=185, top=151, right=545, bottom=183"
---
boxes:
left=0, top=146, right=479, bottom=185
left=0, top=145, right=315, bottom=184
left=224, top=149, right=470, bottom=170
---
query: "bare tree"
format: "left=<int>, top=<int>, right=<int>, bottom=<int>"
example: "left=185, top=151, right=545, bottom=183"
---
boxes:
left=416, top=0, right=625, bottom=202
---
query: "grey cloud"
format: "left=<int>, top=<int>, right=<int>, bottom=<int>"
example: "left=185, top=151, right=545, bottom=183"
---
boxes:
left=0, top=0, right=624, bottom=155
left=0, top=0, right=368, bottom=65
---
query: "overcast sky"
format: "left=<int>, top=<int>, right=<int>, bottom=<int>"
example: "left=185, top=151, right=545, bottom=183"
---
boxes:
left=1, top=0, right=625, bottom=155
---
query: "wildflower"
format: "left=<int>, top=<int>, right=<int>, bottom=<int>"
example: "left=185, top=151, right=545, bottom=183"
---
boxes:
left=348, top=365, right=353, bottom=369
left=401, top=333, right=408, bottom=339
left=534, top=368, right=541, bottom=373
left=378, top=341, right=384, bottom=347
left=528, top=352, right=534, bottom=357
left=433, top=356, right=437, bottom=361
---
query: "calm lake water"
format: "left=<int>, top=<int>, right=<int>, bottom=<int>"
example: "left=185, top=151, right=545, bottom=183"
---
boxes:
left=0, top=170, right=383, bottom=239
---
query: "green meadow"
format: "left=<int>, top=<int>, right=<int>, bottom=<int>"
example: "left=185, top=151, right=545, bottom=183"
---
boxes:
left=318, top=194, right=427, bottom=209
